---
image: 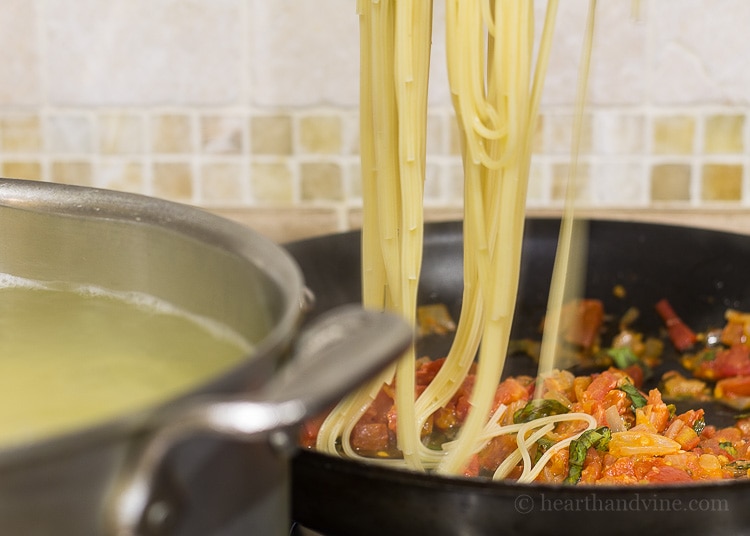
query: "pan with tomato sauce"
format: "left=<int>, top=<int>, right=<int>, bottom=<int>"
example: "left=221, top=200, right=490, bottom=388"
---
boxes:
left=288, top=219, right=750, bottom=536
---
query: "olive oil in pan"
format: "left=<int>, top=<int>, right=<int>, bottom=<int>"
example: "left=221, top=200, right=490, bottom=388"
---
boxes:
left=0, top=274, right=252, bottom=447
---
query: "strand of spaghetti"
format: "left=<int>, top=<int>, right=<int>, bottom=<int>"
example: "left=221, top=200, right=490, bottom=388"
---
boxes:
left=536, top=0, right=598, bottom=397
left=516, top=413, right=596, bottom=482
left=370, top=0, right=402, bottom=313
left=413, top=12, right=487, bottom=455
left=493, top=412, right=597, bottom=480
left=517, top=426, right=590, bottom=483
left=493, top=423, right=552, bottom=480
left=392, top=0, right=432, bottom=470
left=358, top=0, right=386, bottom=312
left=316, top=0, right=400, bottom=458
left=436, top=3, right=524, bottom=475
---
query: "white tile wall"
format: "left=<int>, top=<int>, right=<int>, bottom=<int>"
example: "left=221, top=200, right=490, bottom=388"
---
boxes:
left=0, top=0, right=748, bottom=240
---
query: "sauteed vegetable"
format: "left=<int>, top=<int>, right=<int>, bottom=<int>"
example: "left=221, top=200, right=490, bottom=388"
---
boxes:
left=301, top=298, right=750, bottom=485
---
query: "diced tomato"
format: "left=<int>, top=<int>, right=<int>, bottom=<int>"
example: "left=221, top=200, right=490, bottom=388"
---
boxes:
left=735, top=417, right=750, bottom=436
left=697, top=345, right=750, bottom=380
left=635, top=390, right=671, bottom=433
left=559, top=299, right=604, bottom=349
left=672, top=408, right=705, bottom=430
left=350, top=387, right=395, bottom=452
left=642, top=464, right=693, bottom=484
left=299, top=412, right=328, bottom=449
left=715, top=375, right=750, bottom=410
left=415, top=357, right=446, bottom=386
left=454, top=375, right=475, bottom=423
left=582, top=369, right=622, bottom=402
left=663, top=419, right=700, bottom=450
left=350, top=423, right=390, bottom=452
left=623, top=364, right=644, bottom=388
left=476, top=434, right=518, bottom=474
left=493, top=377, right=533, bottom=408
left=578, top=448, right=604, bottom=484
left=463, top=455, right=480, bottom=478
left=537, top=448, right=569, bottom=484
left=432, top=403, right=458, bottom=431
left=721, top=320, right=747, bottom=346
left=599, top=455, right=639, bottom=484
left=655, top=299, right=697, bottom=351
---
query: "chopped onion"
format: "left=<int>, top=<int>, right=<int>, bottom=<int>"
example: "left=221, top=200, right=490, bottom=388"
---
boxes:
left=604, top=405, right=627, bottom=433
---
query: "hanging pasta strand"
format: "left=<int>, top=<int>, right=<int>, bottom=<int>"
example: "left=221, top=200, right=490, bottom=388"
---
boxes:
left=436, top=0, right=559, bottom=476
left=315, top=0, right=603, bottom=481
left=391, top=0, right=433, bottom=471
left=317, top=0, right=433, bottom=471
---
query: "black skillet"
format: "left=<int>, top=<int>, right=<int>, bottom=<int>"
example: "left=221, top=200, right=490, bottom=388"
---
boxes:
left=286, top=219, right=750, bottom=536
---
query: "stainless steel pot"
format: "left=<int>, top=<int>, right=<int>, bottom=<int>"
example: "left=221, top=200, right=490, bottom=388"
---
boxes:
left=0, top=178, right=411, bottom=536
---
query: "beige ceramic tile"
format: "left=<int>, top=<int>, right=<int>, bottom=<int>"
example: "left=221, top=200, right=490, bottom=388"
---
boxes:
left=589, top=162, right=645, bottom=204
left=591, top=113, right=645, bottom=155
left=250, top=161, right=294, bottom=204
left=200, top=162, right=244, bottom=203
left=525, top=160, right=546, bottom=203
left=652, top=116, right=695, bottom=155
left=551, top=162, right=591, bottom=203
left=650, top=164, right=691, bottom=202
left=151, top=114, right=193, bottom=154
left=445, top=163, right=465, bottom=203
left=545, top=114, right=593, bottom=155
left=704, top=114, right=745, bottom=154
left=341, top=111, right=360, bottom=156
left=99, top=113, right=144, bottom=154
left=46, top=114, right=93, bottom=153
left=347, top=161, right=362, bottom=200
left=701, top=164, right=743, bottom=202
left=2, top=161, right=42, bottom=181
left=299, top=116, right=342, bottom=154
left=98, top=161, right=145, bottom=194
left=152, top=161, right=193, bottom=201
left=50, top=160, right=93, bottom=186
left=448, top=118, right=462, bottom=156
left=425, top=113, right=445, bottom=156
left=251, top=115, right=292, bottom=155
left=0, top=115, right=42, bottom=152
left=530, top=115, right=544, bottom=154
left=423, top=163, right=442, bottom=202
left=201, top=115, right=244, bottom=155
left=300, top=162, right=343, bottom=202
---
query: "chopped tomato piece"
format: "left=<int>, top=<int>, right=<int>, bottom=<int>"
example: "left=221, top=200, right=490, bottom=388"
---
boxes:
left=350, top=423, right=390, bottom=452
left=476, top=434, right=518, bottom=474
left=715, top=375, right=750, bottom=410
left=299, top=412, right=328, bottom=449
left=416, top=357, right=446, bottom=386
left=697, top=345, right=750, bottom=380
left=558, top=299, right=604, bottom=349
left=655, top=299, right=697, bottom=351
left=642, top=464, right=693, bottom=484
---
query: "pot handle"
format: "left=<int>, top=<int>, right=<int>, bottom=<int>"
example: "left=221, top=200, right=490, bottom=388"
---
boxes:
left=106, top=304, right=412, bottom=536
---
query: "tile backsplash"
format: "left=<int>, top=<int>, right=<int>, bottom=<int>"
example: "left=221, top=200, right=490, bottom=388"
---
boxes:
left=1, top=0, right=749, bottom=241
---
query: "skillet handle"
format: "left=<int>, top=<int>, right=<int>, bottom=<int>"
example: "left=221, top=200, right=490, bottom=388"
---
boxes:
left=105, top=305, right=411, bottom=536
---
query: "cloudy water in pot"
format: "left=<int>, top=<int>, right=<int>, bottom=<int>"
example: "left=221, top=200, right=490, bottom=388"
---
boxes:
left=0, top=273, right=253, bottom=448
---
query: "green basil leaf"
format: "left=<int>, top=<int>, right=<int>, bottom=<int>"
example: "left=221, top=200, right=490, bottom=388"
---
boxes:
left=513, top=399, right=570, bottom=424
left=618, top=382, right=648, bottom=409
